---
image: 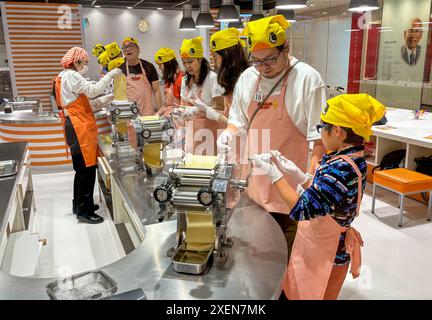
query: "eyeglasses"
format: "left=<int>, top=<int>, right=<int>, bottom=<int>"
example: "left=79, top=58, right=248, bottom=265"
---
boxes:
left=250, top=51, right=282, bottom=67
left=316, top=123, right=333, bottom=133
left=122, top=44, right=137, bottom=50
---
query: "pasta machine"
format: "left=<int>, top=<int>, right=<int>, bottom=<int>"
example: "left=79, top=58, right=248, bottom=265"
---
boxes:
left=109, top=101, right=139, bottom=143
left=152, top=155, right=250, bottom=274
left=127, top=115, right=175, bottom=173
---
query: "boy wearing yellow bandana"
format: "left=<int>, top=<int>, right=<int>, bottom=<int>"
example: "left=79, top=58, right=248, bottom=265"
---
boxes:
left=217, top=15, right=327, bottom=266
left=179, top=36, right=225, bottom=156
left=251, top=94, right=386, bottom=300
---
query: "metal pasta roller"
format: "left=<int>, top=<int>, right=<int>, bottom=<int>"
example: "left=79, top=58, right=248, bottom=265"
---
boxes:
left=109, top=101, right=139, bottom=143
left=152, top=154, right=250, bottom=274
left=127, top=115, right=175, bottom=173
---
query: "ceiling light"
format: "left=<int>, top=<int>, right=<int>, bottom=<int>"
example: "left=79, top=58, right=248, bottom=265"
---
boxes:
left=94, top=5, right=101, bottom=8
left=179, top=4, right=196, bottom=30
left=322, top=12, right=328, bottom=14
left=348, top=0, right=380, bottom=12
left=196, top=0, right=215, bottom=28
left=217, top=0, right=239, bottom=22
left=278, top=9, right=296, bottom=22
left=127, top=7, right=133, bottom=9
left=157, top=8, right=163, bottom=10
left=275, top=0, right=307, bottom=10
left=249, top=0, right=264, bottom=22
left=342, top=12, right=347, bottom=15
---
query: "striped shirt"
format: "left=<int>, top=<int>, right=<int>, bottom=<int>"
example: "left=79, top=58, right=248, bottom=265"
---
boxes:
left=290, top=145, right=367, bottom=265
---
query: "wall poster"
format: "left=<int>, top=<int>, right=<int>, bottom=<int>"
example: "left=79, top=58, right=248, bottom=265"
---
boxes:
left=375, top=0, right=431, bottom=108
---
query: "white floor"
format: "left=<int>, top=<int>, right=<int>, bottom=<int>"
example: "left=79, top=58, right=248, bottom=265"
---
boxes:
left=27, top=170, right=432, bottom=299
left=31, top=170, right=123, bottom=279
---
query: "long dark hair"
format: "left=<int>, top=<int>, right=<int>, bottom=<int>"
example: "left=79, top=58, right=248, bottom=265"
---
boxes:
left=185, top=58, right=210, bottom=87
left=216, top=43, right=250, bottom=96
left=163, top=59, right=179, bottom=86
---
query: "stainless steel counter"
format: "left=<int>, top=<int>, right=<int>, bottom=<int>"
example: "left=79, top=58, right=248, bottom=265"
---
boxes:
left=0, top=110, right=107, bottom=124
left=0, top=142, right=28, bottom=238
left=0, top=140, right=288, bottom=300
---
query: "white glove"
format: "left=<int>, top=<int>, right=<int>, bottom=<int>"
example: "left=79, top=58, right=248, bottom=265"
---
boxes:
left=270, top=150, right=309, bottom=185
left=187, top=95, right=221, bottom=121
left=99, top=94, right=114, bottom=104
left=250, top=154, right=283, bottom=184
left=107, top=68, right=123, bottom=78
left=217, top=130, right=235, bottom=153
left=183, top=106, right=199, bottom=119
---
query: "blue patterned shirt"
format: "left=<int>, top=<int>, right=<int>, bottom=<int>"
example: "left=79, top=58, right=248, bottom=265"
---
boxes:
left=290, top=145, right=367, bottom=265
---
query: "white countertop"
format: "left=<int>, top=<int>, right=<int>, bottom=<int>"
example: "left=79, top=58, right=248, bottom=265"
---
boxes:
left=372, top=108, right=432, bottom=148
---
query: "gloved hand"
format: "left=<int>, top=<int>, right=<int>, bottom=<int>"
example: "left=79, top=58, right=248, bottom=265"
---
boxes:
left=250, top=153, right=283, bottom=184
left=217, top=129, right=235, bottom=153
left=270, top=150, right=309, bottom=185
left=99, top=94, right=114, bottom=104
left=190, top=96, right=221, bottom=121
left=183, top=106, right=199, bottom=119
left=107, top=68, right=123, bottom=78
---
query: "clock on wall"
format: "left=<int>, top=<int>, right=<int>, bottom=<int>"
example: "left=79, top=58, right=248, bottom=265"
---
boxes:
left=137, top=18, right=150, bottom=33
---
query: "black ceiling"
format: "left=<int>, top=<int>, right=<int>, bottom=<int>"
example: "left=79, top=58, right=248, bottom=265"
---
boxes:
left=0, top=0, right=278, bottom=10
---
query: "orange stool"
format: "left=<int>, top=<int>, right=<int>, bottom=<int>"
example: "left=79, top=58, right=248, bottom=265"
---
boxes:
left=372, top=168, right=432, bottom=227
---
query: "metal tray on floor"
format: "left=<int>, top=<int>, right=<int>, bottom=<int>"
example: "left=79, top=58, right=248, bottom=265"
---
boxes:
left=46, top=270, right=118, bottom=300
left=0, top=160, right=17, bottom=178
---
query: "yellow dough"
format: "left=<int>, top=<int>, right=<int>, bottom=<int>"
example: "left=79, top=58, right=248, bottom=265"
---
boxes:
left=185, top=211, right=215, bottom=252
left=181, top=154, right=218, bottom=169
left=114, top=73, right=127, bottom=101
left=143, top=143, right=162, bottom=168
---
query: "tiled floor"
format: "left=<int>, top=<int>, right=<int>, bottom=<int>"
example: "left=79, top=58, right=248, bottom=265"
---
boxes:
left=28, top=170, right=432, bottom=299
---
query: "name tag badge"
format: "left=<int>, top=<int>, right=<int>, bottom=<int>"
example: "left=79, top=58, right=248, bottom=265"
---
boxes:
left=255, top=90, right=264, bottom=103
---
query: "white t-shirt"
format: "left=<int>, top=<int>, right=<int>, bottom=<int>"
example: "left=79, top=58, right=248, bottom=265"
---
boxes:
left=180, top=70, right=225, bottom=106
left=228, top=57, right=327, bottom=141
left=58, top=69, right=112, bottom=107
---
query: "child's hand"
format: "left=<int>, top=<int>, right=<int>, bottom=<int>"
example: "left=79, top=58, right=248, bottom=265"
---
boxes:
left=271, top=150, right=309, bottom=185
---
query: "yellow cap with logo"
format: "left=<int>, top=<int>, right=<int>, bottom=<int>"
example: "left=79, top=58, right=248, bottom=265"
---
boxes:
left=92, top=44, right=105, bottom=57
left=97, top=51, right=109, bottom=66
left=105, top=42, right=122, bottom=60
left=210, top=28, right=246, bottom=52
left=122, top=36, right=139, bottom=47
left=320, top=94, right=386, bottom=142
left=154, top=47, right=176, bottom=64
left=241, top=15, right=290, bottom=52
left=180, top=36, right=204, bottom=58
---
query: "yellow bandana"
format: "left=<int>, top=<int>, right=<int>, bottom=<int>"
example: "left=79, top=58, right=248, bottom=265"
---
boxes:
left=321, top=94, right=387, bottom=142
left=91, top=44, right=105, bottom=58
left=97, top=51, right=109, bottom=66
left=180, top=36, right=204, bottom=58
left=154, top=47, right=176, bottom=64
left=210, top=28, right=246, bottom=52
left=241, top=15, right=290, bottom=52
left=122, top=36, right=139, bottom=47
left=105, top=42, right=122, bottom=60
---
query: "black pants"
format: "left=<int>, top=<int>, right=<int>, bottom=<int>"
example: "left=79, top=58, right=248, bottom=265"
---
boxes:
left=270, top=212, right=298, bottom=301
left=270, top=212, right=298, bottom=262
left=65, top=117, right=97, bottom=216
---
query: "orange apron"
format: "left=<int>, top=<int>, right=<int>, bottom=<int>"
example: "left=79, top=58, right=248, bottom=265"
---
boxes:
left=284, top=153, right=364, bottom=300
left=126, top=60, right=154, bottom=116
left=54, top=76, right=98, bottom=168
left=242, top=69, right=309, bottom=214
left=183, top=85, right=224, bottom=156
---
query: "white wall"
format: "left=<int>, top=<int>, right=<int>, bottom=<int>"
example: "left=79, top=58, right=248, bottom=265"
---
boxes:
left=82, top=8, right=200, bottom=80
left=0, top=14, right=7, bottom=67
left=291, top=16, right=351, bottom=89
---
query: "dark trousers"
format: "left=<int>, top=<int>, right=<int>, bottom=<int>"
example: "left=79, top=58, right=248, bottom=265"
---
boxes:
left=270, top=212, right=298, bottom=262
left=65, top=117, right=97, bottom=216
left=270, top=212, right=298, bottom=301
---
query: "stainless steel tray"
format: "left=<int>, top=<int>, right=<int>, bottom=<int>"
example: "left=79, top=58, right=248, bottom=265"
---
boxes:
left=0, top=160, right=17, bottom=178
left=46, top=270, right=117, bottom=300
left=172, top=242, right=214, bottom=275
